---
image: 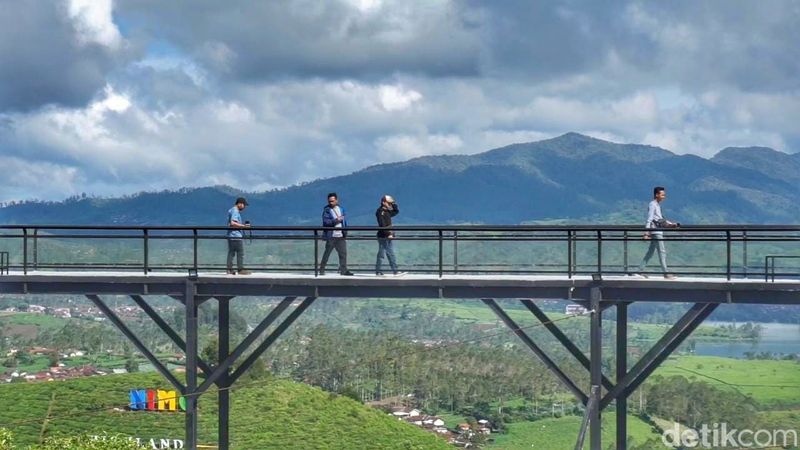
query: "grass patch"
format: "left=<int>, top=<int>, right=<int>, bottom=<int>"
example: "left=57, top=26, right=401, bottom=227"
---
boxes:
left=656, top=355, right=800, bottom=408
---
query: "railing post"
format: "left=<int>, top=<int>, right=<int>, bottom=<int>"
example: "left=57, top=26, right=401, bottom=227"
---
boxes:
left=143, top=229, right=149, bottom=275
left=771, top=257, right=776, bottom=282
left=314, top=230, right=319, bottom=277
left=567, top=231, right=573, bottom=279
left=742, top=230, right=747, bottom=279
left=623, top=230, right=629, bottom=274
left=192, top=229, right=198, bottom=273
left=453, top=230, right=458, bottom=274
left=765, top=256, right=769, bottom=282
left=596, top=230, right=602, bottom=276
left=22, top=228, right=28, bottom=275
left=32, top=229, right=38, bottom=270
left=726, top=230, right=731, bottom=280
left=438, top=229, right=443, bottom=278
left=572, top=230, right=578, bottom=275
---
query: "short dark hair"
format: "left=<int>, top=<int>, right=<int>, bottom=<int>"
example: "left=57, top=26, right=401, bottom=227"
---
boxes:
left=327, top=192, right=337, bottom=199
left=653, top=187, right=665, bottom=198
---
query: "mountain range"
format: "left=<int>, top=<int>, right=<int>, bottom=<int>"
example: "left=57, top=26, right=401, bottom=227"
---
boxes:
left=2, top=132, right=798, bottom=225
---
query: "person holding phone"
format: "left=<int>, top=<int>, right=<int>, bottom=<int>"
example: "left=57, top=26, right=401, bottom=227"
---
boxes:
left=319, top=192, right=353, bottom=276
left=226, top=197, right=251, bottom=275
left=375, top=194, right=402, bottom=276
left=634, top=187, right=679, bottom=279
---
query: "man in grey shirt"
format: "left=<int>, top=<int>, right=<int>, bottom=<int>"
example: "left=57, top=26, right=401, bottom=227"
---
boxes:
left=635, top=186, right=678, bottom=279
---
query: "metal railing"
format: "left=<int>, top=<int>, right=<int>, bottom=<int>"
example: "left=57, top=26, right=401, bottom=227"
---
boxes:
left=765, top=255, right=800, bottom=282
left=0, top=251, right=8, bottom=275
left=0, top=224, right=798, bottom=280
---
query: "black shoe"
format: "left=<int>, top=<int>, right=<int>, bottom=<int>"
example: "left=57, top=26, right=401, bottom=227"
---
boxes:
left=341, top=271, right=354, bottom=276
left=318, top=269, right=325, bottom=276
left=376, top=271, right=385, bottom=276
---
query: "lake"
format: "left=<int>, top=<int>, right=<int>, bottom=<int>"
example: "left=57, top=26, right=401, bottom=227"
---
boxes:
left=690, top=321, right=800, bottom=358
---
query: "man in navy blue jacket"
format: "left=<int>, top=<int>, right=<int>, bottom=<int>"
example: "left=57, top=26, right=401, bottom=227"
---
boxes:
left=319, top=193, right=354, bottom=276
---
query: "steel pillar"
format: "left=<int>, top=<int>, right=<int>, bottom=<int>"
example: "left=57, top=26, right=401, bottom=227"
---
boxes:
left=589, top=288, right=602, bottom=450
left=616, top=302, right=628, bottom=450
left=218, top=297, right=230, bottom=450
left=185, top=281, right=198, bottom=450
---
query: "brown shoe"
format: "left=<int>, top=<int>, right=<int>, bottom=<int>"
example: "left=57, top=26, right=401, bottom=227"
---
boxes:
left=238, top=270, right=252, bottom=275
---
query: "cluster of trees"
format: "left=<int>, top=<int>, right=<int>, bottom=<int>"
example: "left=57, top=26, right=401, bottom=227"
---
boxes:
left=265, top=324, right=581, bottom=419
left=643, top=375, right=758, bottom=430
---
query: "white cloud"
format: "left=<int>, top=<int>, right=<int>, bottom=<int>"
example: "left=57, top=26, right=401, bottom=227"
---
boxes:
left=0, top=156, right=81, bottom=203
left=379, top=85, right=423, bottom=111
left=214, top=101, right=253, bottom=123
left=67, top=0, right=122, bottom=49
left=1, top=1, right=799, bottom=201
left=375, top=133, right=463, bottom=161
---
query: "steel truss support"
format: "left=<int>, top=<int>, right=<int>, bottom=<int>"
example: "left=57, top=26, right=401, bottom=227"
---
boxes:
left=200, top=296, right=295, bottom=392
left=482, top=298, right=588, bottom=405
left=129, top=295, right=212, bottom=376
left=88, top=290, right=316, bottom=450
left=575, top=385, right=599, bottom=450
left=86, top=294, right=185, bottom=392
left=600, top=302, right=718, bottom=409
left=520, top=300, right=615, bottom=392
left=487, top=292, right=716, bottom=450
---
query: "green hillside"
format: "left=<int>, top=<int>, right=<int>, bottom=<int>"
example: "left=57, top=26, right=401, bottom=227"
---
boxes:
left=0, top=373, right=451, bottom=450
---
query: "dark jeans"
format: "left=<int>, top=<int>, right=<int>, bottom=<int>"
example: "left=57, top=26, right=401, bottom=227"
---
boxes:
left=320, top=238, right=348, bottom=273
left=227, top=239, right=244, bottom=272
left=375, top=238, right=397, bottom=273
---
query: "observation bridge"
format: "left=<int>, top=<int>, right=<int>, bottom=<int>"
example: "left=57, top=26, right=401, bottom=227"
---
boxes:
left=1, top=224, right=799, bottom=450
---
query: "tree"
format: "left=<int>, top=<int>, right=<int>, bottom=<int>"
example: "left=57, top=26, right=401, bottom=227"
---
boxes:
left=47, top=352, right=59, bottom=368
left=124, top=356, right=138, bottom=373
left=201, top=336, right=219, bottom=366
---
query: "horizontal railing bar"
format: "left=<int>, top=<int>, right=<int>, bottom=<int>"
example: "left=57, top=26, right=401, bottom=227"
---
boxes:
left=2, top=224, right=800, bottom=232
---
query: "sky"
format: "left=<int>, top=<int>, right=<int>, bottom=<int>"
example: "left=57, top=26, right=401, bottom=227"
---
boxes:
left=0, top=0, right=798, bottom=202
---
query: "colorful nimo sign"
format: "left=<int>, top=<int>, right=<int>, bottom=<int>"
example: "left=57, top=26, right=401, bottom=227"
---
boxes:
left=129, top=389, right=187, bottom=412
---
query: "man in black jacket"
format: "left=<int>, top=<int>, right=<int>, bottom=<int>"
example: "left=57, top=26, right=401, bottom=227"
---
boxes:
left=375, top=195, right=400, bottom=275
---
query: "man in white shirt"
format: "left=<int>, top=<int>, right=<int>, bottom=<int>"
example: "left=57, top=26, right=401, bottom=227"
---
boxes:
left=635, top=186, right=678, bottom=279
left=319, top=193, right=353, bottom=276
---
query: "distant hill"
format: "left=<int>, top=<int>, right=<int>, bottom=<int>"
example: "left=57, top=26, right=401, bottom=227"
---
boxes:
left=1, top=133, right=798, bottom=225
left=0, top=373, right=451, bottom=449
